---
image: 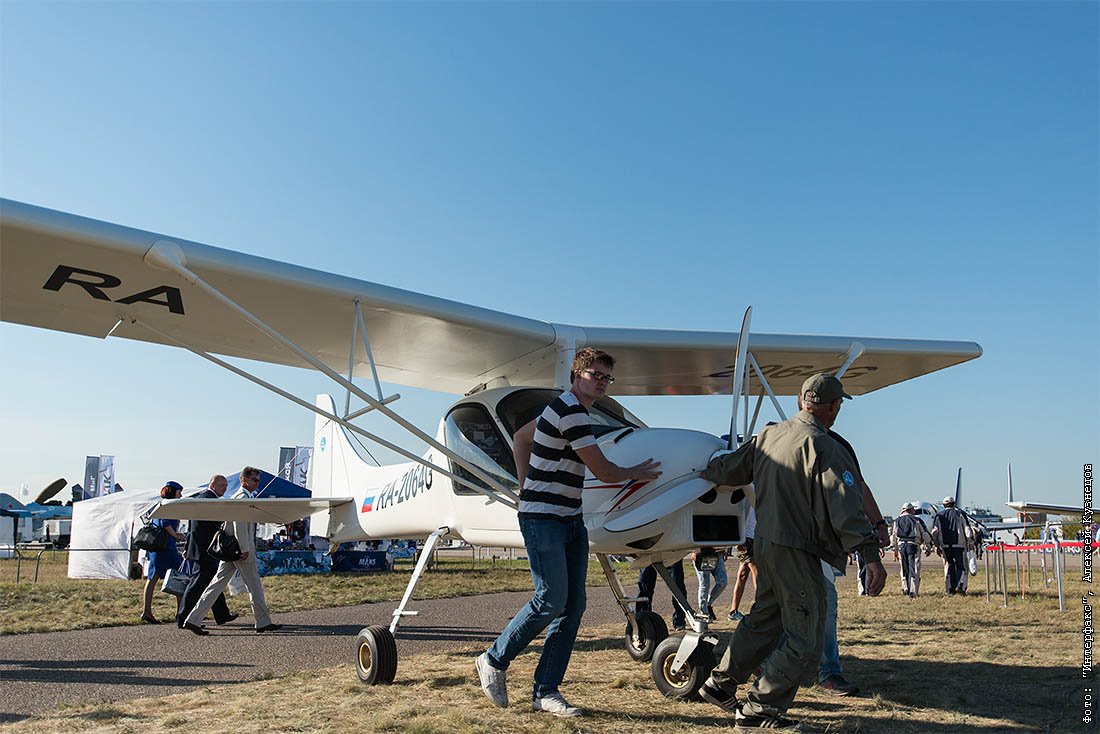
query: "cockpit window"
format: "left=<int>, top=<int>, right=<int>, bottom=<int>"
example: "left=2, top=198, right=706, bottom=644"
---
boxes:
left=495, top=388, right=638, bottom=438
left=444, top=404, right=519, bottom=496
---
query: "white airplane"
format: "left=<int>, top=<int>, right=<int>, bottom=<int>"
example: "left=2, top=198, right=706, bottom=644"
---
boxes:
left=1004, top=463, right=1087, bottom=518
left=0, top=198, right=983, bottom=698
left=897, top=469, right=962, bottom=536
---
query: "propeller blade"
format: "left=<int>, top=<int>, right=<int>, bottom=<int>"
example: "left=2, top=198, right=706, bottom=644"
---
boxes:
left=955, top=468, right=962, bottom=506
left=34, top=478, right=67, bottom=504
left=727, top=306, right=753, bottom=450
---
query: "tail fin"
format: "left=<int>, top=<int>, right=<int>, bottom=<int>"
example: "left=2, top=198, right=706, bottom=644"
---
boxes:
left=310, top=394, right=361, bottom=537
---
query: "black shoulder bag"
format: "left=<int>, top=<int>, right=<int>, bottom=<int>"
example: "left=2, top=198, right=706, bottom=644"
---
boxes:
left=134, top=521, right=168, bottom=552
left=207, top=522, right=243, bottom=562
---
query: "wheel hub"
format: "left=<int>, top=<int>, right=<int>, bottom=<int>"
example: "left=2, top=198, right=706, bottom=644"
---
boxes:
left=358, top=643, right=373, bottom=672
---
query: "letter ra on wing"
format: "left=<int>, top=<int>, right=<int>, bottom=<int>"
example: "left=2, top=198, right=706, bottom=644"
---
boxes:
left=43, top=264, right=185, bottom=315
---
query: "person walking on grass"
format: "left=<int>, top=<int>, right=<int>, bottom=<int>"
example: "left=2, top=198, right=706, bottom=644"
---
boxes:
left=697, top=374, right=884, bottom=730
left=727, top=504, right=757, bottom=622
left=475, top=348, right=661, bottom=718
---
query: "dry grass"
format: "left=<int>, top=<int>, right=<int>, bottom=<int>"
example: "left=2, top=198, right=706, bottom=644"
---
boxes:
left=0, top=553, right=617, bottom=635
left=0, top=563, right=1091, bottom=734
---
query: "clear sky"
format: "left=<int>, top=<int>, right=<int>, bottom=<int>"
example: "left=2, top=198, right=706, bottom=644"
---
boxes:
left=1, top=2, right=1096, bottom=517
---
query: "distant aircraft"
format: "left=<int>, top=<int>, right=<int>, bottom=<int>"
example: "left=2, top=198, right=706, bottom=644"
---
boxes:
left=0, top=197, right=983, bottom=698
left=1004, top=463, right=1086, bottom=518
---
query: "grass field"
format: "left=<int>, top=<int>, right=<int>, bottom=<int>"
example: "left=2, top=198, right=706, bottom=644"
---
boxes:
left=0, top=551, right=1092, bottom=733
left=0, top=551, right=606, bottom=635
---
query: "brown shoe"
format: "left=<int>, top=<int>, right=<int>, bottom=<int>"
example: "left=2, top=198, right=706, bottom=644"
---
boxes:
left=817, top=674, right=859, bottom=696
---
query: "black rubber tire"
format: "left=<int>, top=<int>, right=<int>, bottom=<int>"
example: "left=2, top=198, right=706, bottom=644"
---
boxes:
left=625, top=610, right=669, bottom=663
left=354, top=625, right=398, bottom=684
left=650, top=634, right=717, bottom=701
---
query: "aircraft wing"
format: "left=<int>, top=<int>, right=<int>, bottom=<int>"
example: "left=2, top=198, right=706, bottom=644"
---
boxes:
left=1, top=199, right=982, bottom=396
left=1005, top=501, right=1084, bottom=516
left=151, top=498, right=353, bottom=524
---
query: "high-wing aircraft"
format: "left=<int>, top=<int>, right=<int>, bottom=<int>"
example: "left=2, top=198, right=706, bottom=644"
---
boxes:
left=0, top=198, right=982, bottom=698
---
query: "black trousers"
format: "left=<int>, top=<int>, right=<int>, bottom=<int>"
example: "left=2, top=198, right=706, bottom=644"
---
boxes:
left=637, top=560, right=688, bottom=628
left=943, top=547, right=967, bottom=594
left=176, top=557, right=232, bottom=627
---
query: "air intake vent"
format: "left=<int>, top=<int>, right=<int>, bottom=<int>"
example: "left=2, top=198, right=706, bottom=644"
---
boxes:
left=693, top=515, right=740, bottom=543
left=626, top=534, right=663, bottom=550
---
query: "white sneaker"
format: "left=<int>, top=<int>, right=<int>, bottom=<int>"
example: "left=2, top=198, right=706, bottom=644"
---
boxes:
left=532, top=692, right=582, bottom=717
left=475, top=653, right=508, bottom=708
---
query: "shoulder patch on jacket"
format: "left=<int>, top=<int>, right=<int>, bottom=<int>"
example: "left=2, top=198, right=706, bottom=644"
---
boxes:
left=842, top=470, right=855, bottom=487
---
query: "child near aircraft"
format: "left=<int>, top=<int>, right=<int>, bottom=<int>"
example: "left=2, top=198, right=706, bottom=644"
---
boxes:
left=475, top=348, right=661, bottom=718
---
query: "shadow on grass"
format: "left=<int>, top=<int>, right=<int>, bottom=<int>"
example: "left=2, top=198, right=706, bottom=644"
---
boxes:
left=822, top=656, right=1086, bottom=733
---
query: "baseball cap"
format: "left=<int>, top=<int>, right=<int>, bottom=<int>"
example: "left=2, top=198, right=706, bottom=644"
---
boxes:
left=165, top=481, right=183, bottom=491
left=800, top=373, right=852, bottom=404
left=902, top=501, right=917, bottom=511
left=942, top=496, right=955, bottom=505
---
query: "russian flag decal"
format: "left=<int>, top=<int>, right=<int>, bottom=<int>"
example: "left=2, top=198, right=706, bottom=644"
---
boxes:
left=361, top=496, right=375, bottom=513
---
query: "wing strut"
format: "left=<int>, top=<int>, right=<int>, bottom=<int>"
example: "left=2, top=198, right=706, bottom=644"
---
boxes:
left=344, top=297, right=400, bottom=419
left=142, top=241, right=516, bottom=504
left=128, top=316, right=518, bottom=508
left=748, top=352, right=787, bottom=421
left=834, top=342, right=866, bottom=380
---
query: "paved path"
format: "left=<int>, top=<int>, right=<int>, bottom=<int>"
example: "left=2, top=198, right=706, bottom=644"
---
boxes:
left=0, top=574, right=732, bottom=723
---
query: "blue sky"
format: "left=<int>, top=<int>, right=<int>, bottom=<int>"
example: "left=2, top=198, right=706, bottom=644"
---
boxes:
left=1, top=2, right=1096, bottom=517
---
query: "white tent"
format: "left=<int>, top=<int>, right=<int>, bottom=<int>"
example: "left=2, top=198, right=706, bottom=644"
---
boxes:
left=68, top=488, right=161, bottom=580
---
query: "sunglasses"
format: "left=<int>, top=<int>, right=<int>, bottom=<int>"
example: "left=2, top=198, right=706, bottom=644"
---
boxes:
left=581, top=369, right=615, bottom=384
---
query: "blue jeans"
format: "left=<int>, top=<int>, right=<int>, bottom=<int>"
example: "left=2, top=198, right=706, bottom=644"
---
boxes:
left=695, top=555, right=728, bottom=610
left=818, top=570, right=842, bottom=680
left=486, top=516, right=588, bottom=698
left=637, top=560, right=688, bottom=628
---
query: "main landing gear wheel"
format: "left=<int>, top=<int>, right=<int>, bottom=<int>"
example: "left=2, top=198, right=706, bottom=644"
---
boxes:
left=354, top=625, right=398, bottom=684
left=650, top=634, right=716, bottom=701
left=625, top=611, right=669, bottom=662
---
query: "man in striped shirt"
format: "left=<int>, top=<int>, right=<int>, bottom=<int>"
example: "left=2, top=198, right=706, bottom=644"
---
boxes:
left=476, top=347, right=661, bottom=717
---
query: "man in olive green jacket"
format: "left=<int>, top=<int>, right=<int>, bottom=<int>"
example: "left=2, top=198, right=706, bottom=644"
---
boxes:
left=697, top=373, right=885, bottom=730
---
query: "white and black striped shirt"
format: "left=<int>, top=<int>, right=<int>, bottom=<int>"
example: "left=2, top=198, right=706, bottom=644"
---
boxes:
left=518, top=391, right=596, bottom=520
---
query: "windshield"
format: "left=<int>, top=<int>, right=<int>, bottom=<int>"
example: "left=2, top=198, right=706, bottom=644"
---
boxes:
left=444, top=404, right=520, bottom=495
left=495, top=388, right=638, bottom=438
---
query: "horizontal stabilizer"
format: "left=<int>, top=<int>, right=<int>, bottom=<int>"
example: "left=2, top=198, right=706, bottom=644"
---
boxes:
left=152, top=497, right=353, bottom=524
